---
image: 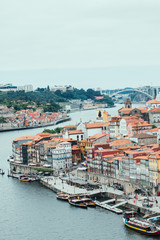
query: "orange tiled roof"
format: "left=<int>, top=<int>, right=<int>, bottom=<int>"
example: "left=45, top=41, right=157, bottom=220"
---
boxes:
left=63, top=125, right=77, bottom=128
left=68, top=130, right=83, bottom=135
left=118, top=108, right=133, bottom=114
left=13, top=136, right=34, bottom=142
left=149, top=108, right=160, bottom=112
left=109, top=139, right=131, bottom=146
left=86, top=122, right=107, bottom=129
left=88, top=133, right=107, bottom=141
left=107, top=159, right=113, bottom=163
left=146, top=99, right=160, bottom=104
left=147, top=128, right=158, bottom=132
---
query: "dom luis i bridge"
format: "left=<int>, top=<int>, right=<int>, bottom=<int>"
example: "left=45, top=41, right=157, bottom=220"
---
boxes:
left=101, top=86, right=160, bottom=100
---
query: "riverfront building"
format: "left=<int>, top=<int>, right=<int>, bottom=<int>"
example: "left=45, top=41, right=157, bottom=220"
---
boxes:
left=10, top=100, right=160, bottom=194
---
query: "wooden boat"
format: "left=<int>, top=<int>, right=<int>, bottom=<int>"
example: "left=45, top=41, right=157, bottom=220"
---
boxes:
left=86, top=201, right=96, bottom=207
left=68, top=199, right=88, bottom=208
left=79, top=197, right=96, bottom=207
left=56, top=193, right=69, bottom=201
left=123, top=211, right=160, bottom=236
left=19, top=176, right=31, bottom=182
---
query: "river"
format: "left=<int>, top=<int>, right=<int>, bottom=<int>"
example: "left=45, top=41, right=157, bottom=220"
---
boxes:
left=0, top=104, right=154, bottom=240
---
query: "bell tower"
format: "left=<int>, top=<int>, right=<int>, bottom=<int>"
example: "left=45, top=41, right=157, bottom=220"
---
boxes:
left=125, top=98, right=132, bottom=108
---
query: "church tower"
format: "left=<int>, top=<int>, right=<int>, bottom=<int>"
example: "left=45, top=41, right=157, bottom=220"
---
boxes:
left=125, top=98, right=132, bottom=108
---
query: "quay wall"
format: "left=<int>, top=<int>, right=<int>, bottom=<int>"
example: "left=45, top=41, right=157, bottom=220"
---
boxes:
left=10, top=162, right=56, bottom=175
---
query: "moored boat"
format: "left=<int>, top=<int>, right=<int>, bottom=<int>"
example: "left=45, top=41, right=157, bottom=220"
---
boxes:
left=56, top=193, right=69, bottom=201
left=68, top=199, right=88, bottom=209
left=79, top=197, right=96, bottom=207
left=19, top=176, right=31, bottom=182
left=123, top=211, right=160, bottom=236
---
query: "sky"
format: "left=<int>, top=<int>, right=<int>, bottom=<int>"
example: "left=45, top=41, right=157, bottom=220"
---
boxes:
left=0, top=0, right=160, bottom=89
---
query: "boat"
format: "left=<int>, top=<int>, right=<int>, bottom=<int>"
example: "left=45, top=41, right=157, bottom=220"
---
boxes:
left=68, top=199, right=88, bottom=209
left=56, top=193, right=69, bottom=201
left=19, top=176, right=31, bottom=182
left=79, top=197, right=96, bottom=207
left=86, top=201, right=96, bottom=207
left=123, top=211, right=160, bottom=236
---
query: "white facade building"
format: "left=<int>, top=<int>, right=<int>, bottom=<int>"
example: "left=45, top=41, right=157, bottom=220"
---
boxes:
left=51, top=142, right=72, bottom=170
left=109, top=117, right=120, bottom=138
left=18, top=85, right=33, bottom=92
left=119, top=119, right=128, bottom=137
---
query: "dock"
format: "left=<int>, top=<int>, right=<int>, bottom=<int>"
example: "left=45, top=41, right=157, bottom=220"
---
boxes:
left=101, top=199, right=115, bottom=204
left=110, top=200, right=128, bottom=209
left=95, top=200, right=123, bottom=214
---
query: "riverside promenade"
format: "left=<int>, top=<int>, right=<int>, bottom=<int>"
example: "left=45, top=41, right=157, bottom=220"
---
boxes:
left=40, top=175, right=160, bottom=216
left=41, top=176, right=103, bottom=195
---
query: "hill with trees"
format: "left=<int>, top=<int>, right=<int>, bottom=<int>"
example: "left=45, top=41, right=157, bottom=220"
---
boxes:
left=0, top=87, right=113, bottom=111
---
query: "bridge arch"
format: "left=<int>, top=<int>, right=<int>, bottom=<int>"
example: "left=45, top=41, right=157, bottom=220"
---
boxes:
left=110, top=88, right=153, bottom=100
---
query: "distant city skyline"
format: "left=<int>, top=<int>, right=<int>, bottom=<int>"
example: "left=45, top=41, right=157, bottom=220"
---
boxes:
left=1, top=66, right=160, bottom=90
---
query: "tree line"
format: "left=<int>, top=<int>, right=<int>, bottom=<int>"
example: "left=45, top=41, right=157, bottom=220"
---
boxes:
left=0, top=87, right=114, bottom=112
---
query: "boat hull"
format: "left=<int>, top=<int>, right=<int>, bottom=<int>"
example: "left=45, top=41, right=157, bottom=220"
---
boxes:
left=69, top=201, right=88, bottom=209
left=124, top=220, right=160, bottom=236
left=57, top=196, right=69, bottom=201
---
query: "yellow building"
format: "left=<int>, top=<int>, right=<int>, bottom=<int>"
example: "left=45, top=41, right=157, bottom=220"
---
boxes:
left=79, top=140, right=86, bottom=160
left=149, top=153, right=160, bottom=187
left=96, top=110, right=111, bottom=122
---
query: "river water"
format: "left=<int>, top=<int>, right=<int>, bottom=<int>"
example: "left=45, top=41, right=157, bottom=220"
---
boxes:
left=0, top=104, right=155, bottom=240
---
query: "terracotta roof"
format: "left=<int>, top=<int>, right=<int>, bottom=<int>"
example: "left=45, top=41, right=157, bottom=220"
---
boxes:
left=13, top=136, right=34, bottom=142
left=86, top=122, right=107, bottom=129
left=107, top=159, right=113, bottom=163
left=110, top=139, right=131, bottom=147
left=118, top=108, right=133, bottom=114
left=88, top=133, right=107, bottom=141
left=22, top=141, right=33, bottom=146
left=68, top=130, right=83, bottom=135
left=149, top=108, right=160, bottom=112
left=147, top=128, right=158, bottom=132
left=63, top=125, right=77, bottom=128
left=146, top=99, right=160, bottom=104
left=134, top=156, right=148, bottom=160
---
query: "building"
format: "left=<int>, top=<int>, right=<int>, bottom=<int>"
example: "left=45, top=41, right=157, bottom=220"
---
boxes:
left=18, top=85, right=33, bottom=92
left=63, top=129, right=84, bottom=142
left=0, top=84, right=17, bottom=92
left=125, top=98, right=132, bottom=108
left=130, top=133, right=157, bottom=145
left=50, top=142, right=72, bottom=170
left=148, top=108, right=160, bottom=127
left=109, top=116, right=121, bottom=138
left=96, top=110, right=111, bottom=122
left=146, top=99, right=160, bottom=109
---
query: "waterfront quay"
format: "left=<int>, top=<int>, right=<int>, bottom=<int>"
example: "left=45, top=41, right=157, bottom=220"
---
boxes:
left=40, top=174, right=160, bottom=216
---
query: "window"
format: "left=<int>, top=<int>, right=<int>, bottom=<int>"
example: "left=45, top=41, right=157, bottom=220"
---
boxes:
left=81, top=135, right=83, bottom=140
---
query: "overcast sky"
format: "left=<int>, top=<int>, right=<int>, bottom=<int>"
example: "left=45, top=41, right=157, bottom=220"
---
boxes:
left=0, top=0, right=160, bottom=89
